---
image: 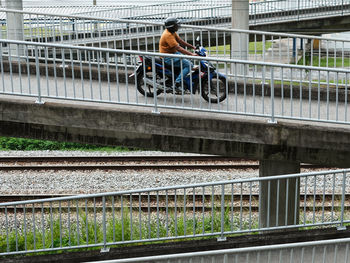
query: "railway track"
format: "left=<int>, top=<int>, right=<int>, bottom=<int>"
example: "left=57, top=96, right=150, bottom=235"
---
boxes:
left=0, top=155, right=328, bottom=171
left=0, top=155, right=339, bottom=211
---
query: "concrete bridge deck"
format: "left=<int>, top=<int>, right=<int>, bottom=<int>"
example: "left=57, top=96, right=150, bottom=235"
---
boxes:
left=1, top=92, right=350, bottom=168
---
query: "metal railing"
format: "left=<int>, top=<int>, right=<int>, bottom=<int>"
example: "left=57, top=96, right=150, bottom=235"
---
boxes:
left=1, top=168, right=349, bottom=256
left=88, top=237, right=350, bottom=263
left=106, top=0, right=350, bottom=26
left=16, top=0, right=349, bottom=26
left=1, top=39, right=350, bottom=125
left=1, top=8, right=350, bottom=69
left=250, top=0, right=350, bottom=25
left=74, top=0, right=202, bottom=19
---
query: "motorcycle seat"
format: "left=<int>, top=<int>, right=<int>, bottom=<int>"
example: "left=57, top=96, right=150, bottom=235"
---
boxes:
left=143, top=56, right=181, bottom=75
left=143, top=56, right=164, bottom=65
left=144, top=56, right=182, bottom=69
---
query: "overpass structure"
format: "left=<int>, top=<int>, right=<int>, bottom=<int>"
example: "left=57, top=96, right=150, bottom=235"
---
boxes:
left=1, top=1, right=350, bottom=261
left=2, top=0, right=350, bottom=33
left=1, top=8, right=350, bottom=67
left=1, top=0, right=350, bottom=48
left=0, top=33, right=350, bottom=243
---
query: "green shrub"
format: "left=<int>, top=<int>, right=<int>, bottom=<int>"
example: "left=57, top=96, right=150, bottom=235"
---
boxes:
left=0, top=137, right=134, bottom=152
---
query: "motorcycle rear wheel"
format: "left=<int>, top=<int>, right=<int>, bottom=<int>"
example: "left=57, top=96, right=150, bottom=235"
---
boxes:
left=136, top=71, right=163, bottom=97
left=201, top=75, right=227, bottom=103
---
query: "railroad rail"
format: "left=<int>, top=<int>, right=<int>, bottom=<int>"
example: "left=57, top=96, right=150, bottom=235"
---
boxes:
left=0, top=155, right=329, bottom=171
left=0, top=155, right=246, bottom=163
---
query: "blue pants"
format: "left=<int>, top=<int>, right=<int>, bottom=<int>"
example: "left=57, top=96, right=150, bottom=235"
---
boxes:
left=164, top=52, right=192, bottom=85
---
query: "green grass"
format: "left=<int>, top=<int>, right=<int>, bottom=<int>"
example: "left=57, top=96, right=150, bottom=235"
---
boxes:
left=296, top=56, right=350, bottom=68
left=0, top=208, right=257, bottom=257
left=1, top=206, right=347, bottom=257
left=0, top=136, right=134, bottom=152
left=205, top=41, right=273, bottom=55
left=268, top=79, right=348, bottom=89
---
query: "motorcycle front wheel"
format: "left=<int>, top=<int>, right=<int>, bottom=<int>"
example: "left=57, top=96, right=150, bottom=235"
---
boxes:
left=201, top=75, right=228, bottom=103
left=136, top=70, right=163, bottom=97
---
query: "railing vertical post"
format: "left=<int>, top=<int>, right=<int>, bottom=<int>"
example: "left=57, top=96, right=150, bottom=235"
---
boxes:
left=101, top=196, right=110, bottom=252
left=218, top=184, right=227, bottom=241
left=34, top=46, right=44, bottom=105
left=338, top=171, right=347, bottom=230
left=5, top=206, right=9, bottom=252
left=269, top=67, right=276, bottom=124
left=297, top=0, right=300, bottom=21
left=152, top=56, right=159, bottom=114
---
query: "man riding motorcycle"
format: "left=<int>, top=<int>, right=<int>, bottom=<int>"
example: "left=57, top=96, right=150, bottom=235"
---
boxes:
left=159, top=17, right=198, bottom=93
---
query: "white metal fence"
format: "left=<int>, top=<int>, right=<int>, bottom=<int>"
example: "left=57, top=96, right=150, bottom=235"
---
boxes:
left=0, top=168, right=349, bottom=256
left=0, top=39, right=349, bottom=125
left=1, top=8, right=350, bottom=69
left=6, top=0, right=349, bottom=25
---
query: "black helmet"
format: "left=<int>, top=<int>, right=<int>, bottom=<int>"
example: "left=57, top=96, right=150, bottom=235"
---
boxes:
left=164, top=17, right=180, bottom=29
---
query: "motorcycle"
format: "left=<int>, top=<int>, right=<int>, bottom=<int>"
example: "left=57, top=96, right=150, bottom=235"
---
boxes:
left=132, top=38, right=228, bottom=103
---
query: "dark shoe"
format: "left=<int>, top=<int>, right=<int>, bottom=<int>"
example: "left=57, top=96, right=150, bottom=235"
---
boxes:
left=163, top=83, right=181, bottom=94
left=174, top=83, right=192, bottom=95
left=174, top=82, right=183, bottom=94
left=175, top=88, right=182, bottom=94
left=165, top=87, right=181, bottom=94
left=158, top=86, right=173, bottom=93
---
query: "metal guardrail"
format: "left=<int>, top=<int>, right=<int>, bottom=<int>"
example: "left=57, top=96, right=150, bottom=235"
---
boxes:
left=1, top=39, right=350, bottom=125
left=108, top=0, right=350, bottom=26
left=0, top=168, right=349, bottom=256
left=87, top=237, right=350, bottom=263
left=250, top=0, right=350, bottom=25
left=74, top=0, right=202, bottom=19
left=16, top=0, right=350, bottom=26
left=1, top=8, right=350, bottom=69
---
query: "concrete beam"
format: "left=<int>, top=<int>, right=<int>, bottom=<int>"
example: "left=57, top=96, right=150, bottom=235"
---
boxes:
left=259, top=159, right=300, bottom=228
left=231, top=0, right=249, bottom=62
left=251, top=14, right=350, bottom=35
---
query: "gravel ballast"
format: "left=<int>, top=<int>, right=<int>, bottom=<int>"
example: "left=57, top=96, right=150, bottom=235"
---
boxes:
left=0, top=150, right=258, bottom=195
left=0, top=150, right=341, bottom=195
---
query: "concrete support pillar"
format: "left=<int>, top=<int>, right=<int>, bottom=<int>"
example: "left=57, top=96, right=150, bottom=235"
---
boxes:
left=259, top=159, right=300, bottom=228
left=5, top=0, right=24, bottom=57
left=231, top=0, right=249, bottom=60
